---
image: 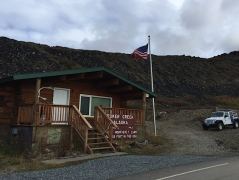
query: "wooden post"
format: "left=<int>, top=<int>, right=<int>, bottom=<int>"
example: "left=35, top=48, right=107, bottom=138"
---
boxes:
left=17, top=107, right=21, bottom=125
left=142, top=93, right=147, bottom=122
left=35, top=78, right=41, bottom=104
left=70, top=126, right=73, bottom=151
left=33, top=78, right=41, bottom=144
left=34, top=78, right=41, bottom=125
left=109, top=126, right=113, bottom=143
left=84, top=129, right=88, bottom=153
left=70, top=107, right=74, bottom=151
left=142, top=92, right=147, bottom=137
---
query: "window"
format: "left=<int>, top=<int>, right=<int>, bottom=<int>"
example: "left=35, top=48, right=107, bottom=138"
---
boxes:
left=80, top=95, right=112, bottom=116
left=80, top=96, right=90, bottom=115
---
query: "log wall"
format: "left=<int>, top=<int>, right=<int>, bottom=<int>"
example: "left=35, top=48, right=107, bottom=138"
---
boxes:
left=0, top=74, right=143, bottom=125
left=0, top=83, right=16, bottom=124
left=16, top=78, right=126, bottom=107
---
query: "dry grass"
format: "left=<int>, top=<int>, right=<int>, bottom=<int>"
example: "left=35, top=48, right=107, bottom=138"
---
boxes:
left=211, top=96, right=239, bottom=108
left=0, top=144, right=63, bottom=173
left=1, top=156, right=31, bottom=171
left=121, top=133, right=174, bottom=155
left=0, top=154, right=62, bottom=173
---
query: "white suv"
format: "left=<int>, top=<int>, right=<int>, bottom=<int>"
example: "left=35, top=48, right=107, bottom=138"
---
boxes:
left=202, top=110, right=239, bottom=131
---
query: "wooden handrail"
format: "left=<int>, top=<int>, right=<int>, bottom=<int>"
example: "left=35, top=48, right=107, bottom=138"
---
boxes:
left=72, top=105, right=93, bottom=129
left=38, top=103, right=70, bottom=107
left=94, top=106, right=118, bottom=143
left=102, top=107, right=143, bottom=111
left=69, top=105, right=93, bottom=153
left=97, top=106, right=118, bottom=128
left=35, top=104, right=71, bottom=125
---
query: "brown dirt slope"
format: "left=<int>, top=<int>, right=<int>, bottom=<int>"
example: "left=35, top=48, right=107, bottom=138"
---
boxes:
left=1, top=37, right=239, bottom=99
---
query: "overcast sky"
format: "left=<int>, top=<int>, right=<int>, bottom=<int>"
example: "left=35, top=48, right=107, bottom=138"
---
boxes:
left=0, top=0, right=239, bottom=58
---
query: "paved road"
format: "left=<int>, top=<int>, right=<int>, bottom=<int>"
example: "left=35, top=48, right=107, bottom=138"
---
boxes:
left=0, top=155, right=212, bottom=180
left=115, top=156, right=239, bottom=180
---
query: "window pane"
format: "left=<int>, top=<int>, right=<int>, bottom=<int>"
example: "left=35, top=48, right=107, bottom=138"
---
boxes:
left=80, top=96, right=90, bottom=115
left=91, top=97, right=111, bottom=116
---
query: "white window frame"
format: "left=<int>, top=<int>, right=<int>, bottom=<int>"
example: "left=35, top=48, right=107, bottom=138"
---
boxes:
left=52, top=87, right=71, bottom=125
left=53, top=87, right=71, bottom=105
left=79, top=94, right=112, bottom=117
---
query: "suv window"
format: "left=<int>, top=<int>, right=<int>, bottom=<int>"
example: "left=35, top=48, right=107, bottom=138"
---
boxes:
left=212, top=112, right=224, bottom=117
left=224, top=112, right=229, bottom=117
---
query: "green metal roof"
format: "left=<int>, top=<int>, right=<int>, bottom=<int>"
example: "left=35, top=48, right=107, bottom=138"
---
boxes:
left=13, top=67, right=156, bottom=97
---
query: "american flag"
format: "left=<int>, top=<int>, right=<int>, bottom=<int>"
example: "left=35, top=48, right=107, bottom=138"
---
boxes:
left=132, top=44, right=148, bottom=60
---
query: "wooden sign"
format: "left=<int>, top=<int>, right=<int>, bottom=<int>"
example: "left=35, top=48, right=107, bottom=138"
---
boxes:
left=107, top=113, right=137, bottom=139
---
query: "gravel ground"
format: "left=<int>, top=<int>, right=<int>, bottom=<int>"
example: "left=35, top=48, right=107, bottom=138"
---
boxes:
left=146, top=109, right=239, bottom=155
left=0, top=155, right=214, bottom=180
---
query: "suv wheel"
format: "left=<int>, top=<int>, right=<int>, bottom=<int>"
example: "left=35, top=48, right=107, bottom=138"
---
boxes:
left=217, top=122, right=223, bottom=131
left=233, top=121, right=239, bottom=129
left=202, top=125, right=208, bottom=130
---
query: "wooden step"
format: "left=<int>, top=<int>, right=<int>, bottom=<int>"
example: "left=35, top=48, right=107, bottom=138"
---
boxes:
left=91, top=146, right=114, bottom=150
left=88, top=137, right=106, bottom=140
left=88, top=132, right=104, bottom=136
left=88, top=131, right=101, bottom=134
left=89, top=142, right=110, bottom=148
left=88, top=135, right=104, bottom=139
left=89, top=142, right=110, bottom=145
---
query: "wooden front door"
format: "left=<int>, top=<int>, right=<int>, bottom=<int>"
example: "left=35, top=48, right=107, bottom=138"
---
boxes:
left=52, top=88, right=70, bottom=124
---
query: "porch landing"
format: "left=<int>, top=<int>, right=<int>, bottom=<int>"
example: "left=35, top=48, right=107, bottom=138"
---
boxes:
left=42, top=152, right=127, bottom=165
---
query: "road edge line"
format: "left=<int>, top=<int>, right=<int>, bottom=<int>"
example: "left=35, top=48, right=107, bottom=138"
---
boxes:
left=156, top=162, right=229, bottom=180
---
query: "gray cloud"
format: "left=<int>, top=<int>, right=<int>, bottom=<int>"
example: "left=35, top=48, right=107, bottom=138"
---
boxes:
left=0, top=0, right=239, bottom=58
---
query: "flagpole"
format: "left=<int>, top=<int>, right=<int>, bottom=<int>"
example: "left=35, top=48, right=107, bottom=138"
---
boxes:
left=148, top=35, right=157, bottom=136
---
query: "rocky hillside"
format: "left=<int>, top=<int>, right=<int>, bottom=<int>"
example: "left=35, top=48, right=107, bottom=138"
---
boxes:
left=1, top=37, right=239, bottom=100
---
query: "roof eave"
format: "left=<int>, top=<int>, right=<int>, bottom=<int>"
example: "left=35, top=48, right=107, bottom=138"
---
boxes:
left=12, top=67, right=157, bottom=98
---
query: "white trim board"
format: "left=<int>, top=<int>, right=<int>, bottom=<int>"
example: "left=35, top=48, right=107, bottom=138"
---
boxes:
left=79, top=94, right=112, bottom=117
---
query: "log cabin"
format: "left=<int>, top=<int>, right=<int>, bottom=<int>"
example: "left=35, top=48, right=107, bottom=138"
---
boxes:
left=0, top=67, right=156, bottom=154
